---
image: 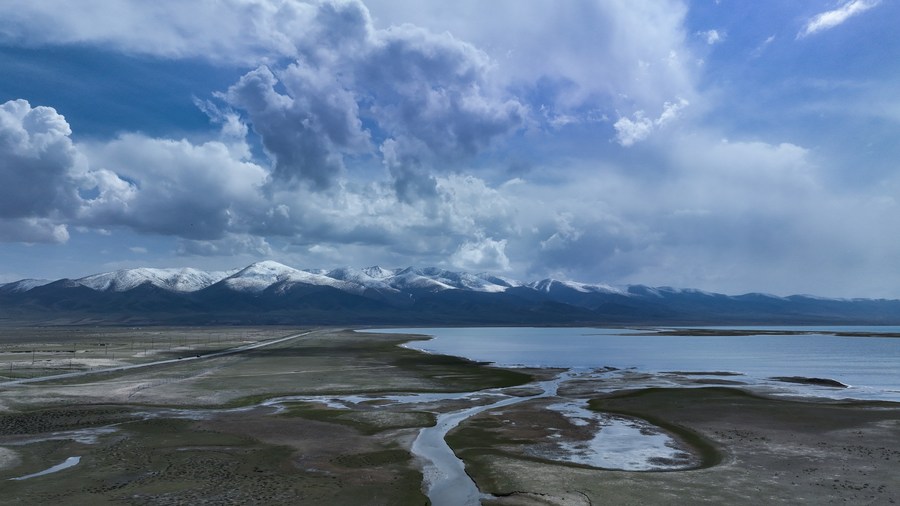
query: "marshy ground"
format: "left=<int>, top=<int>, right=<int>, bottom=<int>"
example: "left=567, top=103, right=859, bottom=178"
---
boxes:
left=0, top=326, right=897, bottom=505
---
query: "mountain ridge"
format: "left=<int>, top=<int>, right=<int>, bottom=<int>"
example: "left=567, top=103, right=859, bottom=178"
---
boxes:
left=2, top=261, right=899, bottom=325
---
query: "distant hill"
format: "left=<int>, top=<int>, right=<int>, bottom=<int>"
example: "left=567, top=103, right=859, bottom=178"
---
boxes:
left=2, top=261, right=899, bottom=325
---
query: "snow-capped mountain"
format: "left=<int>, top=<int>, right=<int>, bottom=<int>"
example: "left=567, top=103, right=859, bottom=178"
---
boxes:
left=325, top=267, right=401, bottom=293
left=218, top=261, right=360, bottom=294
left=529, top=278, right=625, bottom=295
left=0, top=278, right=52, bottom=293
left=76, top=267, right=235, bottom=292
left=3, top=261, right=900, bottom=325
left=6, top=261, right=624, bottom=298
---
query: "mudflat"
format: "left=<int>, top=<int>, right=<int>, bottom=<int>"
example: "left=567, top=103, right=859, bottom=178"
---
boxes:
left=0, top=327, right=897, bottom=505
left=456, top=387, right=900, bottom=505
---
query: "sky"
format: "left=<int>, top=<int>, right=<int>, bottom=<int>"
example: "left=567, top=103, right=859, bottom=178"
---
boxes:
left=1, top=0, right=899, bottom=298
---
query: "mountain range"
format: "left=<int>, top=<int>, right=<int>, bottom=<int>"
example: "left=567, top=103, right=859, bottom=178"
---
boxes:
left=2, top=261, right=899, bottom=325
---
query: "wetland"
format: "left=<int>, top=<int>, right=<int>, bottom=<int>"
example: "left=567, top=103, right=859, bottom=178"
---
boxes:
left=0, top=326, right=898, bottom=505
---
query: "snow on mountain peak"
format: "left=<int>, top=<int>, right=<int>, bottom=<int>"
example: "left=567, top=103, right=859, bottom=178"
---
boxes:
left=361, top=266, right=396, bottom=279
left=16, top=261, right=638, bottom=299
left=475, top=273, right=523, bottom=289
left=238, top=260, right=297, bottom=274
left=224, top=261, right=362, bottom=293
left=224, top=261, right=308, bottom=292
left=76, top=267, right=232, bottom=292
left=389, top=268, right=456, bottom=292
left=530, top=278, right=625, bottom=295
left=0, top=279, right=52, bottom=293
left=389, top=267, right=512, bottom=293
left=325, top=267, right=399, bottom=293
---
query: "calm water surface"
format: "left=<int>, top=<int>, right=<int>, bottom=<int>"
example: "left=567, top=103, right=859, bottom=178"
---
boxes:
left=367, top=327, right=900, bottom=401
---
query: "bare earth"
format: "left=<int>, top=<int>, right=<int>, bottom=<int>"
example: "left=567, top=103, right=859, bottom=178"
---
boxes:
left=0, top=326, right=897, bottom=505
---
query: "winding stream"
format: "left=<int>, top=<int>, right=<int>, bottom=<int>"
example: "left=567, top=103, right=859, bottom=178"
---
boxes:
left=257, top=370, right=688, bottom=505
left=410, top=374, right=570, bottom=505
left=2, top=372, right=689, bottom=501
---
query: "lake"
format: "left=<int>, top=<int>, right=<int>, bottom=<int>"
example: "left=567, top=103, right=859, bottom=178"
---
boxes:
left=367, top=327, right=900, bottom=402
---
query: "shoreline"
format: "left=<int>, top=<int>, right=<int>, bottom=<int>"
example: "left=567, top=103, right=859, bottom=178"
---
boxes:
left=367, top=326, right=900, bottom=403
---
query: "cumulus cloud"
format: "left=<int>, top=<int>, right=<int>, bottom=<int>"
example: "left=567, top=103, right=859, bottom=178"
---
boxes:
left=0, top=100, right=93, bottom=242
left=6, top=1, right=900, bottom=299
left=225, top=64, right=369, bottom=189
left=798, top=0, right=880, bottom=38
left=0, top=1, right=699, bottom=120
left=0, top=100, right=83, bottom=220
left=251, top=173, right=515, bottom=260
left=613, top=113, right=655, bottom=147
left=192, top=98, right=253, bottom=160
left=365, top=0, right=698, bottom=114
left=0, top=218, right=69, bottom=243
left=0, top=96, right=518, bottom=255
left=4, top=93, right=900, bottom=297
left=614, top=98, right=689, bottom=146
left=451, top=237, right=511, bottom=272
left=360, top=23, right=525, bottom=158
left=221, top=1, right=525, bottom=199
left=361, top=23, right=526, bottom=199
left=379, top=137, right=438, bottom=201
left=81, top=134, right=268, bottom=239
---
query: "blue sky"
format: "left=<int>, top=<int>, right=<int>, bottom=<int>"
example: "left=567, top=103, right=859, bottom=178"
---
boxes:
left=1, top=0, right=899, bottom=297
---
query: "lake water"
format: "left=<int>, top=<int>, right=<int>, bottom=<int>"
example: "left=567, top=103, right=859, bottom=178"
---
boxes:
left=367, top=327, right=900, bottom=402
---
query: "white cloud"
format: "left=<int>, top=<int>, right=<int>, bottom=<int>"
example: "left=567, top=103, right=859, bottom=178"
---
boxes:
left=451, top=237, right=511, bottom=272
left=657, top=99, right=689, bottom=126
left=698, top=29, right=725, bottom=45
left=177, top=234, right=273, bottom=257
left=220, top=2, right=526, bottom=199
left=5, top=92, right=900, bottom=297
left=4, top=1, right=900, bottom=299
left=0, top=0, right=317, bottom=64
left=225, top=64, right=369, bottom=189
left=0, top=100, right=84, bottom=221
left=750, top=35, right=776, bottom=58
left=0, top=218, right=69, bottom=243
left=461, top=128, right=900, bottom=297
left=798, top=0, right=881, bottom=38
left=365, top=0, right=698, bottom=115
left=80, top=133, right=268, bottom=239
left=614, top=98, right=689, bottom=146
left=612, top=113, right=655, bottom=147
left=0, top=99, right=105, bottom=243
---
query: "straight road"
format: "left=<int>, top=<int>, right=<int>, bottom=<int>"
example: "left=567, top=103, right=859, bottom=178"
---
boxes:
left=0, top=329, right=318, bottom=387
